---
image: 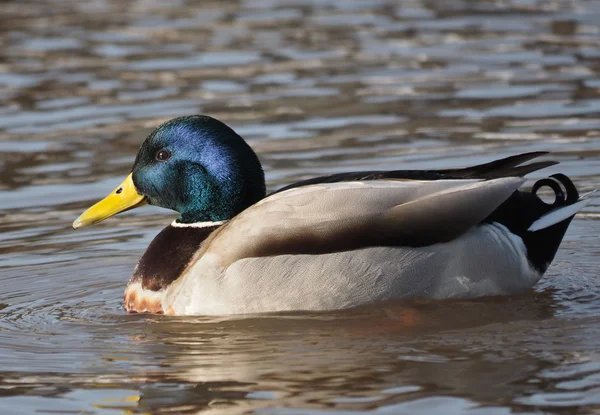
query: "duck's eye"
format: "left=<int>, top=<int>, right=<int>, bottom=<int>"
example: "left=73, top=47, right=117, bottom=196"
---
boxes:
left=155, top=149, right=171, bottom=161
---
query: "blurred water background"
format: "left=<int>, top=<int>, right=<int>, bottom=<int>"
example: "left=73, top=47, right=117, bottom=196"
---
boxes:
left=1, top=0, right=600, bottom=414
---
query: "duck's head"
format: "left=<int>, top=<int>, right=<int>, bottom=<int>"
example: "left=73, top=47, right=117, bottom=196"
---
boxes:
left=73, top=115, right=266, bottom=228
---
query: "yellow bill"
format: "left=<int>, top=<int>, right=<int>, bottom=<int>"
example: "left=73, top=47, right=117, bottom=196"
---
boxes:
left=73, top=173, right=147, bottom=229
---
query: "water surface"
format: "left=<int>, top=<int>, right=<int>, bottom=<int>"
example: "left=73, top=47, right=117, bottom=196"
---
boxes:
left=1, top=0, right=600, bottom=414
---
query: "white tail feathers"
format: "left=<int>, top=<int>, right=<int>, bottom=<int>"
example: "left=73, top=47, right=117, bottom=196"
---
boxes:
left=528, top=189, right=598, bottom=232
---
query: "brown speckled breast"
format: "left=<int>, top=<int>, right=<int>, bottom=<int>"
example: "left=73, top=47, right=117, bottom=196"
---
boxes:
left=129, top=223, right=221, bottom=292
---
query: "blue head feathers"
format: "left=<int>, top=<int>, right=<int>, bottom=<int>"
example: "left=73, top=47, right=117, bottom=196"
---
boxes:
left=132, top=115, right=266, bottom=223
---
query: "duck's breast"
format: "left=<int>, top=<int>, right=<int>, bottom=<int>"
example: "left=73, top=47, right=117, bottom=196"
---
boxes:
left=125, top=221, right=221, bottom=313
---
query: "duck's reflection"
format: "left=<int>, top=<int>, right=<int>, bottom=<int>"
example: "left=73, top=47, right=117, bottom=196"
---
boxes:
left=123, top=290, right=566, bottom=413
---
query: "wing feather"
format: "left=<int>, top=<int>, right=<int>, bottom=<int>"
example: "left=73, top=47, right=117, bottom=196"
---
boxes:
left=205, top=178, right=525, bottom=266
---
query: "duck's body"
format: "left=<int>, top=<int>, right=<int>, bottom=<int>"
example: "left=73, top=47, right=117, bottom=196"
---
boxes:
left=73, top=115, right=596, bottom=315
left=126, top=213, right=538, bottom=315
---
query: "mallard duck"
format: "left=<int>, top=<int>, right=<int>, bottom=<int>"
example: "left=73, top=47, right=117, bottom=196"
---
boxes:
left=73, top=115, right=595, bottom=315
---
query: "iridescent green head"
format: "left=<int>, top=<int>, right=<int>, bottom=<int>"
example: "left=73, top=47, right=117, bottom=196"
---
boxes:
left=73, top=115, right=266, bottom=228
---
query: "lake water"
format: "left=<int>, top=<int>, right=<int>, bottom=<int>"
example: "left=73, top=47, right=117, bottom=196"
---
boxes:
left=1, top=1, right=600, bottom=414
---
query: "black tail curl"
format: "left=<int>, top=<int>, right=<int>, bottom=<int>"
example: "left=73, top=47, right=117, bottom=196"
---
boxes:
left=532, top=173, right=579, bottom=206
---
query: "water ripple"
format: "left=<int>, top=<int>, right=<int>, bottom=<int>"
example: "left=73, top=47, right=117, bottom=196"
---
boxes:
left=0, top=0, right=599, bottom=414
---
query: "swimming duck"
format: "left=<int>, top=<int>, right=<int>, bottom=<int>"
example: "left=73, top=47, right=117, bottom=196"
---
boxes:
left=73, top=115, right=595, bottom=315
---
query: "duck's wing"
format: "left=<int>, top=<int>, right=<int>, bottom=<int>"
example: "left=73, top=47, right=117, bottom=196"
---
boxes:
left=272, top=152, right=556, bottom=195
left=204, top=177, right=524, bottom=267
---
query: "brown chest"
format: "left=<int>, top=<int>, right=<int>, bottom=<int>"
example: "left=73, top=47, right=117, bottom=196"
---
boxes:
left=129, top=223, right=220, bottom=291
